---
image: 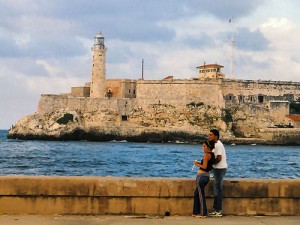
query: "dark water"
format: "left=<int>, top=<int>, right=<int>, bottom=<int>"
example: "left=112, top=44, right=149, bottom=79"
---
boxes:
left=0, top=130, right=299, bottom=178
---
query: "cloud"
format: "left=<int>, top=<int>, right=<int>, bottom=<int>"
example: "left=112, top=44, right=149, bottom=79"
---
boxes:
left=0, top=0, right=300, bottom=129
left=234, top=27, right=270, bottom=51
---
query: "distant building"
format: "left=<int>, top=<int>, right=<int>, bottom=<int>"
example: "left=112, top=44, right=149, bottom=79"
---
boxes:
left=71, top=82, right=91, bottom=97
left=287, top=115, right=300, bottom=128
left=196, top=63, right=225, bottom=79
left=105, top=79, right=136, bottom=98
left=163, top=76, right=174, bottom=81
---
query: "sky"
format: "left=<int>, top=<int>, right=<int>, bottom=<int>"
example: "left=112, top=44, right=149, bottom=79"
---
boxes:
left=1, top=0, right=300, bottom=129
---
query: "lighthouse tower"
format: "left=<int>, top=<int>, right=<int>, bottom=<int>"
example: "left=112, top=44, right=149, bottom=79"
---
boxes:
left=90, top=32, right=106, bottom=98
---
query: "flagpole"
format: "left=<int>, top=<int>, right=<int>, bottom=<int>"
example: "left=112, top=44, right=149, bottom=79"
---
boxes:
left=142, top=58, right=144, bottom=80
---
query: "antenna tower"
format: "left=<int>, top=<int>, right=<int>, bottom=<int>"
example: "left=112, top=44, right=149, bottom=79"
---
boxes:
left=230, top=18, right=235, bottom=79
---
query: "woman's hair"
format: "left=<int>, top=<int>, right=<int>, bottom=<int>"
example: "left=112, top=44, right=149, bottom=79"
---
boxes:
left=204, top=140, right=215, bottom=150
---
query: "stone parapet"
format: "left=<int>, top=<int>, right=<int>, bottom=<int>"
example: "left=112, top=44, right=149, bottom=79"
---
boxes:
left=258, top=128, right=300, bottom=145
left=136, top=79, right=225, bottom=108
left=0, top=176, right=299, bottom=215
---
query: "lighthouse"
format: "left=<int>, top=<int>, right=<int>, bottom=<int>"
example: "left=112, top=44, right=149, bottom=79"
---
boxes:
left=90, top=32, right=106, bottom=98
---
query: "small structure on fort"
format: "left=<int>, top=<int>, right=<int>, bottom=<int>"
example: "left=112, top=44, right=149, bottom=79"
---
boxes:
left=197, top=63, right=225, bottom=79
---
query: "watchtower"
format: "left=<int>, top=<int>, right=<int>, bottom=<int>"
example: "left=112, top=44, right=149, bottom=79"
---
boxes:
left=90, top=32, right=106, bottom=98
left=197, top=63, right=225, bottom=79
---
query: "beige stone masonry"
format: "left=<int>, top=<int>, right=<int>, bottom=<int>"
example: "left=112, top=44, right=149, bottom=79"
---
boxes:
left=0, top=176, right=299, bottom=216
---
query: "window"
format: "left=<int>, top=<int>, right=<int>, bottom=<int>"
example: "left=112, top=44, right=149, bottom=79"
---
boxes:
left=133, top=89, right=136, bottom=94
left=122, top=115, right=128, bottom=121
left=258, top=95, right=264, bottom=103
left=239, top=95, right=244, bottom=103
left=129, top=89, right=131, bottom=93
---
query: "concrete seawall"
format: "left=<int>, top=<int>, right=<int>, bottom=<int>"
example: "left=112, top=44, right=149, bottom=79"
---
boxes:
left=0, top=176, right=299, bottom=216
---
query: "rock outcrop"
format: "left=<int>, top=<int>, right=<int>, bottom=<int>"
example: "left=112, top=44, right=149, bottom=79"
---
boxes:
left=8, top=95, right=300, bottom=145
left=8, top=102, right=236, bottom=143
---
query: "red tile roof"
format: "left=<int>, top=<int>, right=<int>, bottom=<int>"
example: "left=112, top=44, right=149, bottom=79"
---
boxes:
left=287, top=115, right=300, bottom=121
left=163, top=76, right=174, bottom=80
left=196, top=64, right=224, bottom=69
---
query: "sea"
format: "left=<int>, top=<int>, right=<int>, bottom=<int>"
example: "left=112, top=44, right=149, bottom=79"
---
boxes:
left=0, top=130, right=299, bottom=179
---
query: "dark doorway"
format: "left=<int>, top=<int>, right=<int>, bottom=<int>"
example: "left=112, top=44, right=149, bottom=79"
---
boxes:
left=258, top=95, right=264, bottom=103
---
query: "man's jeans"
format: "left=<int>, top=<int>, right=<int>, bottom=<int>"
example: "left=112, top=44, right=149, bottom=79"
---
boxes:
left=213, top=168, right=227, bottom=211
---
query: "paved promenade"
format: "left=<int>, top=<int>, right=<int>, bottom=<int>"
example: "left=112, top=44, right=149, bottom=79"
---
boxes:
left=0, top=215, right=299, bottom=225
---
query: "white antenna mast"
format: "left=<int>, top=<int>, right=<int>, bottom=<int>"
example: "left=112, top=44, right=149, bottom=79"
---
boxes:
left=229, top=17, right=235, bottom=79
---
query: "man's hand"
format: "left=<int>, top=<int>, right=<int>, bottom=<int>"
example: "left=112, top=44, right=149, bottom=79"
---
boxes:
left=215, top=155, right=222, bottom=164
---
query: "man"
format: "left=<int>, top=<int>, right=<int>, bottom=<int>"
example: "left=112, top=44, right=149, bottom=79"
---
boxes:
left=208, top=129, right=227, bottom=217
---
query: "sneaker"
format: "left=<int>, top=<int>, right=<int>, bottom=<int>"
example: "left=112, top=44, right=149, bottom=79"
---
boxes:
left=209, top=211, right=222, bottom=217
left=193, top=215, right=207, bottom=218
left=192, top=214, right=208, bottom=218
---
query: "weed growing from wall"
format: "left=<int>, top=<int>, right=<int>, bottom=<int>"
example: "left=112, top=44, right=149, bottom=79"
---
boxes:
left=222, top=109, right=233, bottom=124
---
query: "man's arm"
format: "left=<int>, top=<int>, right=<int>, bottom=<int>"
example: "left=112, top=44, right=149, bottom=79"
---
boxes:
left=215, top=155, right=222, bottom=163
left=214, top=142, right=222, bottom=163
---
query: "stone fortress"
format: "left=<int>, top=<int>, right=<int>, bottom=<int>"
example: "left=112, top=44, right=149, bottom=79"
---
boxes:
left=8, top=33, right=300, bottom=144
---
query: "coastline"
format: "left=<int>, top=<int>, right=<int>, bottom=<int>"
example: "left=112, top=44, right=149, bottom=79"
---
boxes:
left=5, top=129, right=300, bottom=145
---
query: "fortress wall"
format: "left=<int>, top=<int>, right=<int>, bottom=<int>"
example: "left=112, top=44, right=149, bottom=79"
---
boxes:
left=0, top=176, right=299, bottom=216
left=269, top=101, right=290, bottom=124
left=222, top=79, right=300, bottom=103
left=227, top=104, right=272, bottom=137
left=136, top=80, right=224, bottom=108
left=37, top=95, right=69, bottom=114
left=222, top=79, right=300, bottom=129
left=258, top=128, right=300, bottom=144
left=37, top=95, right=138, bottom=115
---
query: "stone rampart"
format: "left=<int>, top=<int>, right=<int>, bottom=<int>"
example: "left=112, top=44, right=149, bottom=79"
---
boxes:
left=258, top=128, right=300, bottom=145
left=37, top=94, right=133, bottom=115
left=136, top=79, right=225, bottom=108
left=0, top=176, right=299, bottom=216
left=222, top=79, right=300, bottom=104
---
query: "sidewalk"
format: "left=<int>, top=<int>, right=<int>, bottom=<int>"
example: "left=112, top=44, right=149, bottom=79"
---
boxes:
left=0, top=215, right=299, bottom=225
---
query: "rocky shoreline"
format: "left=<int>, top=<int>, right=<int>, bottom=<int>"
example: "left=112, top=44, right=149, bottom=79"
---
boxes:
left=7, top=128, right=299, bottom=145
left=7, top=103, right=300, bottom=146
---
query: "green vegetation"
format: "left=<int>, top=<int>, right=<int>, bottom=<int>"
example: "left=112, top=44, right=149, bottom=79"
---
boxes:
left=222, top=109, right=233, bottom=123
left=290, top=97, right=300, bottom=114
left=57, top=113, right=74, bottom=125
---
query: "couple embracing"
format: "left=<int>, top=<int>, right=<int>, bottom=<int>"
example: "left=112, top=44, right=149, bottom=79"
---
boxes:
left=192, top=129, right=228, bottom=218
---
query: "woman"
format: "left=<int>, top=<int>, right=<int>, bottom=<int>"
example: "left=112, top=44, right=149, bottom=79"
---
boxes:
left=192, top=140, right=215, bottom=218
